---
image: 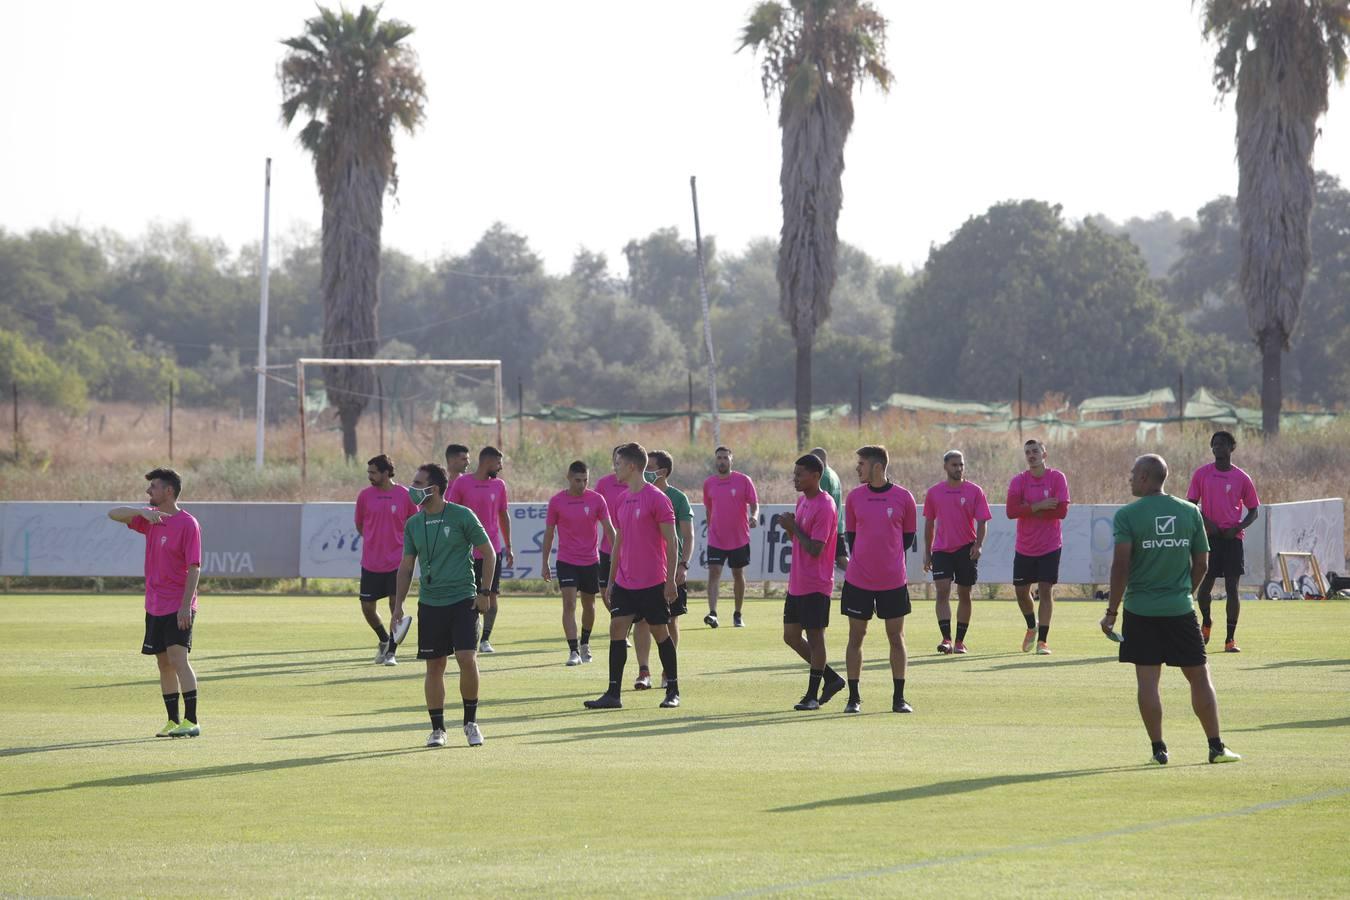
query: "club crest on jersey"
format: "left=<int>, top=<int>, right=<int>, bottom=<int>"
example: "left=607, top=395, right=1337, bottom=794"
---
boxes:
left=584, top=505, right=590, bottom=515
left=443, top=526, right=451, bottom=537
left=887, top=507, right=894, bottom=518
left=731, top=488, right=737, bottom=496
left=959, top=497, right=967, bottom=506
left=1043, top=489, right=1050, bottom=498
left=390, top=504, right=397, bottom=514
left=1224, top=484, right=1232, bottom=493
left=160, top=535, right=167, bottom=545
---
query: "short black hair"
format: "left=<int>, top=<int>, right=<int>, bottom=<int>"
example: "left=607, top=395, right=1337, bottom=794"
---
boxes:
left=715, top=446, right=732, bottom=455
left=479, top=446, right=503, bottom=461
left=810, top=447, right=828, bottom=463
left=145, top=467, right=182, bottom=497
left=616, top=442, right=647, bottom=467
left=795, top=454, right=823, bottom=475
left=417, top=463, right=449, bottom=494
left=648, top=449, right=673, bottom=476
left=856, top=445, right=888, bottom=468
left=444, top=443, right=469, bottom=458
left=1024, top=439, right=1045, bottom=449
left=1211, top=431, right=1236, bottom=448
left=367, top=454, right=395, bottom=475
left=568, top=460, right=589, bottom=476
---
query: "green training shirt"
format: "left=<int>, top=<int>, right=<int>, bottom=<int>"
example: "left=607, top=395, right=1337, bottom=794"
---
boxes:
left=402, top=502, right=489, bottom=606
left=663, top=484, right=693, bottom=560
left=819, top=465, right=845, bottom=535
left=1112, top=493, right=1210, bottom=617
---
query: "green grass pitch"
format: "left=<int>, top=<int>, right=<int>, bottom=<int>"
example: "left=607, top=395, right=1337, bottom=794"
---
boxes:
left=2, top=593, right=1349, bottom=897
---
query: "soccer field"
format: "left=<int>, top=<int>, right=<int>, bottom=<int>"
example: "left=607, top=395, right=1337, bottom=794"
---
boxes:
left=2, top=594, right=1348, bottom=897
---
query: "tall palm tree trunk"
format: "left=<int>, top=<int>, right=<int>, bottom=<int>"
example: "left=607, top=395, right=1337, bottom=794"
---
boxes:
left=795, top=338, right=812, bottom=450
left=1258, top=329, right=1283, bottom=435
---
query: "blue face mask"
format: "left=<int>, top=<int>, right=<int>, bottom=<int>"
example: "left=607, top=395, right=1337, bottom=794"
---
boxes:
left=409, top=485, right=433, bottom=505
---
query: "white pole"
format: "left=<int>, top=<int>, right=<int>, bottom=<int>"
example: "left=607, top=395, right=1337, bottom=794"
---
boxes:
left=690, top=175, right=721, bottom=447
left=254, top=158, right=273, bottom=470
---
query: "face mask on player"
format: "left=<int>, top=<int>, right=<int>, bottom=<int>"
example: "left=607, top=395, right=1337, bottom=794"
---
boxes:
left=643, top=471, right=659, bottom=484
left=408, top=485, right=434, bottom=505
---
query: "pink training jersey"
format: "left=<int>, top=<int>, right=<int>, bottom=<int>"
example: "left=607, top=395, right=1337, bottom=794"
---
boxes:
left=595, top=472, right=626, bottom=554
left=1186, top=463, right=1259, bottom=537
left=1005, top=468, right=1071, bottom=557
left=702, top=471, right=759, bottom=551
left=546, top=489, right=611, bottom=566
left=844, top=483, right=918, bottom=591
left=356, top=483, right=419, bottom=572
left=613, top=483, right=676, bottom=590
left=127, top=510, right=202, bottom=616
left=448, top=475, right=509, bottom=559
left=788, top=490, right=838, bottom=596
left=923, top=480, right=992, bottom=553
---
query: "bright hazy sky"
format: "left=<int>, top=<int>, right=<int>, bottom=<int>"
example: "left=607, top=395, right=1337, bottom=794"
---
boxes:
left=7, top=0, right=1350, bottom=274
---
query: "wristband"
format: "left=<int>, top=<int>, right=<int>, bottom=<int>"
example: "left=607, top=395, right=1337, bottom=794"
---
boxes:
left=1104, top=608, right=1118, bottom=617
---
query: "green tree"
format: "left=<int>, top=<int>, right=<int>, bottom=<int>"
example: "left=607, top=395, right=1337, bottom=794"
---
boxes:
left=279, top=4, right=426, bottom=458
left=741, top=0, right=892, bottom=449
left=1200, top=0, right=1350, bottom=434
left=0, top=328, right=87, bottom=412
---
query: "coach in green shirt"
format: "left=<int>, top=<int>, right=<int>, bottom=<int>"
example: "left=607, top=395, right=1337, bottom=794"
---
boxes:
left=1101, top=454, right=1239, bottom=766
left=392, top=463, right=494, bottom=750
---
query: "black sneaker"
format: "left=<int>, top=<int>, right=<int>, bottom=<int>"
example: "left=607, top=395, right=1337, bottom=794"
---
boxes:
left=819, top=675, right=847, bottom=705
left=704, top=613, right=719, bottom=629
left=583, top=693, right=622, bottom=710
left=844, top=699, right=862, bottom=714
left=659, top=691, right=680, bottom=709
left=794, top=696, right=820, bottom=711
left=733, top=612, right=744, bottom=628
left=1151, top=749, right=1169, bottom=765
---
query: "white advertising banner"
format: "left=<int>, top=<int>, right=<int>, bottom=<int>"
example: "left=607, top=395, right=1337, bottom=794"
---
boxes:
left=1264, top=499, right=1345, bottom=584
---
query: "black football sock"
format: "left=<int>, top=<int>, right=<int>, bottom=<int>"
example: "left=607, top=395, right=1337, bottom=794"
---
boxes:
left=892, top=678, right=905, bottom=702
left=372, top=622, right=390, bottom=642
left=568, top=638, right=579, bottom=652
left=656, top=637, right=678, bottom=692
left=823, top=665, right=842, bottom=683
left=580, top=627, right=593, bottom=645
left=608, top=639, right=627, bottom=697
left=1152, top=740, right=1167, bottom=755
left=1197, top=594, right=1213, bottom=627
left=1226, top=621, right=1238, bottom=643
left=807, top=669, right=823, bottom=700
left=182, top=689, right=197, bottom=724
left=938, top=619, right=952, bottom=640
left=1226, top=593, right=1240, bottom=642
left=1023, top=611, right=1036, bottom=630
left=1208, top=736, right=1225, bottom=753
left=955, top=621, right=970, bottom=643
left=1037, top=624, right=1050, bottom=643
left=463, top=699, right=478, bottom=726
left=163, top=693, right=179, bottom=723
left=847, top=679, right=860, bottom=702
left=429, top=708, right=444, bottom=731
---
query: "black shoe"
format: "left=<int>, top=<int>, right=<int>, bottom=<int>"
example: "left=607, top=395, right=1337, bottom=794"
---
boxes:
left=844, top=699, right=862, bottom=714
left=794, top=695, right=820, bottom=711
left=704, top=613, right=719, bottom=629
left=819, top=675, right=847, bottom=705
left=1151, top=749, right=1169, bottom=765
left=892, top=698, right=913, bottom=714
left=659, top=692, right=680, bottom=708
left=733, top=611, right=744, bottom=628
left=584, top=693, right=622, bottom=710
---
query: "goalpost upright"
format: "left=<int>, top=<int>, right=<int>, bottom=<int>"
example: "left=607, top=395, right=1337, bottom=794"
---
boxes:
left=295, top=357, right=503, bottom=481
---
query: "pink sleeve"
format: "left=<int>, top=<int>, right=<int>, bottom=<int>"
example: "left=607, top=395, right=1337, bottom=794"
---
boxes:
left=922, top=489, right=936, bottom=520
left=1186, top=469, right=1202, bottom=502
left=1053, top=472, right=1070, bottom=519
left=184, top=519, right=202, bottom=567
left=1005, top=476, right=1026, bottom=519
left=844, top=492, right=856, bottom=532
left=598, top=495, right=611, bottom=523
left=354, top=492, right=365, bottom=528
left=975, top=488, right=993, bottom=521
left=1244, top=474, right=1260, bottom=509
left=545, top=497, right=559, bottom=526
left=655, top=492, right=675, bottom=524
left=448, top=479, right=464, bottom=504
left=128, top=515, right=150, bottom=534
left=745, top=475, right=759, bottom=505
left=808, top=498, right=834, bottom=542
left=904, top=494, right=917, bottom=532
left=499, top=481, right=509, bottom=504
left=702, top=479, right=711, bottom=510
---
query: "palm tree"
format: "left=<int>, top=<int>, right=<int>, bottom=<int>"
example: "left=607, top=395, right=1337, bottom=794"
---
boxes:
left=741, top=0, right=891, bottom=449
left=279, top=4, right=425, bottom=458
left=1200, top=0, right=1349, bottom=436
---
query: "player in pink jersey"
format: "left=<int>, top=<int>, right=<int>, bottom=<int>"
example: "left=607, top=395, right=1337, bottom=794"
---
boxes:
left=541, top=460, right=615, bottom=666
left=593, top=445, right=628, bottom=594
left=108, top=468, right=204, bottom=738
left=778, top=453, right=844, bottom=711
left=1005, top=440, right=1070, bottom=655
left=838, top=445, right=918, bottom=713
left=443, top=442, right=471, bottom=493
left=355, top=454, right=419, bottom=665
left=1186, top=431, right=1260, bottom=651
left=448, top=446, right=514, bottom=653
left=701, top=446, right=759, bottom=628
left=584, top=442, right=681, bottom=710
left=633, top=449, right=694, bottom=690
left=923, top=450, right=992, bottom=654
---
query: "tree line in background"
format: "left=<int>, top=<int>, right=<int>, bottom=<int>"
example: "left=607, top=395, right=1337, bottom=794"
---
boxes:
left=4, top=171, right=1350, bottom=419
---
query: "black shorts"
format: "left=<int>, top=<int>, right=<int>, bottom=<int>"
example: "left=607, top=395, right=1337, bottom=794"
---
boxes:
left=609, top=583, right=670, bottom=625
left=669, top=583, right=689, bottom=617
left=556, top=560, right=601, bottom=595
left=931, top=543, right=979, bottom=587
left=598, top=551, right=612, bottom=589
left=1206, top=536, right=1245, bottom=579
left=417, top=600, right=479, bottom=659
left=1119, top=609, right=1207, bottom=668
left=359, top=567, right=398, bottom=601
left=840, top=582, right=911, bottom=620
left=1012, top=549, right=1061, bottom=586
left=784, top=592, right=830, bottom=629
left=707, top=543, right=751, bottom=570
left=142, top=610, right=194, bottom=655
left=473, top=556, right=503, bottom=595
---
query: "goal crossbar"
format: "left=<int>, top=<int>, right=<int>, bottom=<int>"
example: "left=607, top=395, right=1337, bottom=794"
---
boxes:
left=295, top=357, right=503, bottom=480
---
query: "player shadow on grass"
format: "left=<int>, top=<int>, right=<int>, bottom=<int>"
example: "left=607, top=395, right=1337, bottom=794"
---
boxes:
left=768, top=765, right=1159, bottom=813
left=700, top=652, right=1024, bottom=679
left=1256, top=658, right=1350, bottom=670
left=0, top=737, right=160, bottom=758
left=1232, top=714, right=1350, bottom=732
left=79, top=658, right=362, bottom=689
left=525, top=709, right=834, bottom=746
left=196, top=646, right=366, bottom=661
left=3, top=747, right=428, bottom=798
left=981, top=655, right=1116, bottom=672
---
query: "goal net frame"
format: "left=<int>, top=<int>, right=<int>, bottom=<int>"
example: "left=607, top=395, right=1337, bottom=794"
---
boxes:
left=295, top=357, right=503, bottom=479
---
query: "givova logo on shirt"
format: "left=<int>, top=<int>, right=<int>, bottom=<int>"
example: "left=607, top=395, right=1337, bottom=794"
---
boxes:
left=1142, top=515, right=1190, bottom=549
